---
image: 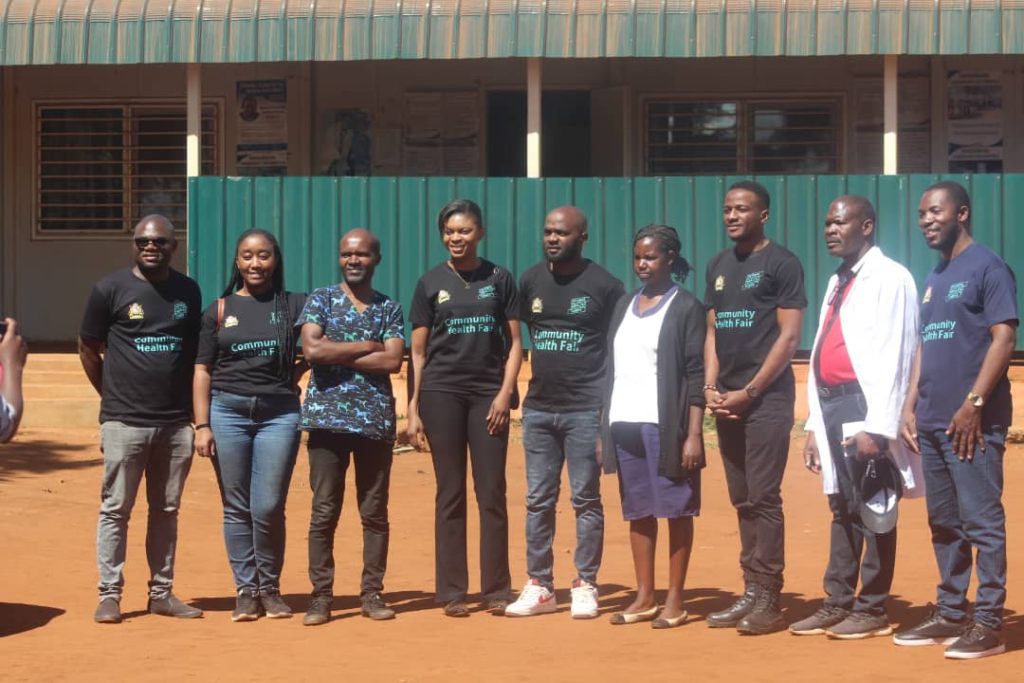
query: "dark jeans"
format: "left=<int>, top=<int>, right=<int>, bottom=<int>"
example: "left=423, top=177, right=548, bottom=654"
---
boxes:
left=307, top=430, right=393, bottom=598
left=716, top=402, right=792, bottom=591
left=420, top=390, right=511, bottom=603
left=818, top=390, right=896, bottom=616
left=920, top=428, right=1007, bottom=629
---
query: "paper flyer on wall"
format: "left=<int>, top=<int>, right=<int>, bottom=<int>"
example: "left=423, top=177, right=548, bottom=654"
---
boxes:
left=947, top=70, right=1003, bottom=173
left=236, top=79, right=288, bottom=176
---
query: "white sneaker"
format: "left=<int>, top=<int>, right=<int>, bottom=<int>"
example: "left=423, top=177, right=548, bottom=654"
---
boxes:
left=570, top=579, right=599, bottom=619
left=505, top=579, right=558, bottom=617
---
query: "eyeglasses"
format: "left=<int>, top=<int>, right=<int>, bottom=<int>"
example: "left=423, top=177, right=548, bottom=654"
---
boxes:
left=134, top=237, right=172, bottom=249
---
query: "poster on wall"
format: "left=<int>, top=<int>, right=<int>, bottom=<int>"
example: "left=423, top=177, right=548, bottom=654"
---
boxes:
left=402, top=91, right=480, bottom=175
left=320, top=109, right=372, bottom=176
left=947, top=70, right=1003, bottom=173
left=235, top=80, right=288, bottom=176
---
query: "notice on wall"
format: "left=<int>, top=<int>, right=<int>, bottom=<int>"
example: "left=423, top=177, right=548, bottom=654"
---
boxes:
left=947, top=70, right=1003, bottom=173
left=850, top=76, right=931, bottom=173
left=320, top=109, right=372, bottom=176
left=402, top=91, right=480, bottom=175
left=236, top=80, right=288, bottom=176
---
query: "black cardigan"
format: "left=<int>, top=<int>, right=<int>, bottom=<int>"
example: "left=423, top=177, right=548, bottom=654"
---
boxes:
left=600, top=287, right=707, bottom=479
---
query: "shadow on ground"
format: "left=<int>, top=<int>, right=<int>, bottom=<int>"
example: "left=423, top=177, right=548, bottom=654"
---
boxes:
left=0, top=603, right=65, bottom=637
left=0, top=437, right=98, bottom=481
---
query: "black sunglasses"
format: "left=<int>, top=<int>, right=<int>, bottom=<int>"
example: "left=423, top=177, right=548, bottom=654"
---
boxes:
left=134, top=237, right=173, bottom=249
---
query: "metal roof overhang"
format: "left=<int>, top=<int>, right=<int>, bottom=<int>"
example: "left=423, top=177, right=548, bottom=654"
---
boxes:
left=2, top=0, right=1023, bottom=66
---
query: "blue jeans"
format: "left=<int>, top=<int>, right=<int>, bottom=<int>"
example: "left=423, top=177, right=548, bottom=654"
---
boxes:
left=920, top=428, right=1007, bottom=629
left=521, top=408, right=603, bottom=588
left=211, top=391, right=301, bottom=595
left=97, top=421, right=194, bottom=600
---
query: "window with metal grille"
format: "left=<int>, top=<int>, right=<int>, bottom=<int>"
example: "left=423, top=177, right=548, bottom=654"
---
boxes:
left=645, top=98, right=840, bottom=175
left=36, top=103, right=218, bottom=235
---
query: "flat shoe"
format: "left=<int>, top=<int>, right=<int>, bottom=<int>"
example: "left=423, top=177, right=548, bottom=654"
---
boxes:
left=652, top=611, right=689, bottom=629
left=609, top=605, right=659, bottom=625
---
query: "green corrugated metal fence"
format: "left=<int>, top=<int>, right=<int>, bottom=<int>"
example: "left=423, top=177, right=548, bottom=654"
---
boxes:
left=188, top=174, right=1024, bottom=350
left=5, top=0, right=1024, bottom=65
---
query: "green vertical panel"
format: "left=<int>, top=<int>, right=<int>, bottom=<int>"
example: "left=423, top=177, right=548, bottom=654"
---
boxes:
left=512, top=178, right=545, bottom=279
left=572, top=178, right=606, bottom=265
left=313, top=13, right=344, bottom=60
left=753, top=175, right=786, bottom=243
left=663, top=4, right=696, bottom=58
left=170, top=16, right=200, bottom=62
left=968, top=5, right=999, bottom=53
left=30, top=16, right=58, bottom=65
left=286, top=6, right=315, bottom=61
left=339, top=177, right=370, bottom=284
left=845, top=7, right=876, bottom=55
left=543, top=177, right=574, bottom=213
left=938, top=5, right=968, bottom=53
left=663, top=177, right=698, bottom=295
left=253, top=178, right=283, bottom=241
left=574, top=7, right=604, bottom=57
left=383, top=177, right=420, bottom=307
left=967, top=174, right=1000, bottom=252
left=604, top=178, right=636, bottom=288
left=428, top=7, right=457, bottom=59
left=86, top=16, right=116, bottom=63
left=905, top=174, right=940, bottom=286
left=632, top=177, right=663, bottom=228
left=695, top=9, right=725, bottom=57
left=398, top=5, right=427, bottom=59
left=754, top=8, right=784, bottom=56
left=424, top=178, right=456, bottom=268
left=692, top=176, right=726, bottom=295
left=877, top=7, right=905, bottom=53
left=282, top=177, right=313, bottom=295
left=784, top=8, right=815, bottom=56
left=907, top=5, right=937, bottom=54
left=485, top=178, right=522, bottom=275
left=227, top=13, right=259, bottom=62
left=189, top=177, right=228, bottom=306
left=454, top=177, right=487, bottom=257
left=486, top=2, right=518, bottom=57
left=806, top=175, right=843, bottom=334
left=1005, top=7, right=1024, bottom=53
left=116, top=11, right=144, bottom=63
left=635, top=7, right=664, bottom=58
left=605, top=8, right=635, bottom=57
left=200, top=15, right=229, bottom=62
left=1001, top=175, right=1024, bottom=341
left=455, top=10, right=485, bottom=58
left=875, top=175, right=908, bottom=264
left=58, top=18, right=87, bottom=64
left=256, top=17, right=286, bottom=62
left=143, top=15, right=174, bottom=63
left=814, top=8, right=845, bottom=56
left=344, top=10, right=373, bottom=60
left=3, top=18, right=32, bottom=65
left=221, top=177, right=255, bottom=298
left=309, top=177, right=341, bottom=289
left=724, top=2, right=754, bottom=57
left=514, top=11, right=545, bottom=56
left=543, top=9, right=573, bottom=57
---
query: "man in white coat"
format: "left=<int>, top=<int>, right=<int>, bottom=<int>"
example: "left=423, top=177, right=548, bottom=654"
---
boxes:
left=790, top=195, right=922, bottom=639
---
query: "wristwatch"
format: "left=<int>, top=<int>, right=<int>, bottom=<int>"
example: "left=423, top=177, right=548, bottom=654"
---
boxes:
left=966, top=392, right=984, bottom=408
left=745, top=384, right=760, bottom=399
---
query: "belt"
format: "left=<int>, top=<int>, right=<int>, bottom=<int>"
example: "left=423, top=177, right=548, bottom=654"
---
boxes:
left=817, top=380, right=863, bottom=399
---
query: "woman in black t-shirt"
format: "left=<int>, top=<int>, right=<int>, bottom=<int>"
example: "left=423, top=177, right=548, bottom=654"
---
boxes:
left=407, top=199, right=523, bottom=617
left=193, top=229, right=305, bottom=622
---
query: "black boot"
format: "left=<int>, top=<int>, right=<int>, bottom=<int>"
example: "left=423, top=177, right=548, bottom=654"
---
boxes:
left=736, top=585, right=785, bottom=635
left=707, top=584, right=757, bottom=628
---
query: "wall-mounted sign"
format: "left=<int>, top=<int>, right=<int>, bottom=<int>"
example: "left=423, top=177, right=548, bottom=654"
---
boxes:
left=236, top=79, right=288, bottom=176
left=947, top=70, right=1003, bottom=173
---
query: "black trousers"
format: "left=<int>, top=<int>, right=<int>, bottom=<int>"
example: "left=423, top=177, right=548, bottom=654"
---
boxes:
left=420, top=390, right=511, bottom=603
left=819, top=390, right=896, bottom=615
left=716, top=401, right=792, bottom=591
left=307, top=430, right=393, bottom=598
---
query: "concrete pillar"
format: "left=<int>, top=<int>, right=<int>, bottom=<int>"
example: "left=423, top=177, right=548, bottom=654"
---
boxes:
left=883, top=54, right=898, bottom=175
left=527, top=58, right=542, bottom=178
left=186, top=64, right=202, bottom=178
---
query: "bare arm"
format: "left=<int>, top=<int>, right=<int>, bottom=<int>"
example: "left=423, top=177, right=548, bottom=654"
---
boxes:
left=899, top=340, right=922, bottom=453
left=947, top=322, right=1017, bottom=460
left=192, top=363, right=216, bottom=457
left=78, top=336, right=105, bottom=396
left=0, top=319, right=27, bottom=442
left=350, top=337, right=405, bottom=375
left=486, top=319, right=523, bottom=435
left=406, top=327, right=429, bottom=451
left=300, top=323, right=383, bottom=365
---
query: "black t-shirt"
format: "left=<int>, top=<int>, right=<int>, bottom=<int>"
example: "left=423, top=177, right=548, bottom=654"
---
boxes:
left=196, top=291, right=306, bottom=397
left=519, top=260, right=625, bottom=412
left=409, top=259, right=520, bottom=395
left=80, top=268, right=202, bottom=426
left=704, top=242, right=806, bottom=398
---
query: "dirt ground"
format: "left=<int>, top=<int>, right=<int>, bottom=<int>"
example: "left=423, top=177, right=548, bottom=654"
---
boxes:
left=2, top=380, right=1023, bottom=681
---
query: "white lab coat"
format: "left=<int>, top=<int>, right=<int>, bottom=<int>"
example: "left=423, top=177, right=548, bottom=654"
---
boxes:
left=805, top=246, right=924, bottom=497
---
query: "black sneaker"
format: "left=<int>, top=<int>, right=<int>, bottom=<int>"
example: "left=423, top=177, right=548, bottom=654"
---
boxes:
left=260, top=592, right=293, bottom=619
left=789, top=605, right=849, bottom=635
left=893, top=605, right=969, bottom=646
left=147, top=593, right=203, bottom=619
left=361, top=592, right=396, bottom=621
left=707, top=585, right=757, bottom=628
left=232, top=592, right=260, bottom=622
left=944, top=623, right=1006, bottom=660
left=94, top=597, right=122, bottom=624
left=303, top=595, right=332, bottom=626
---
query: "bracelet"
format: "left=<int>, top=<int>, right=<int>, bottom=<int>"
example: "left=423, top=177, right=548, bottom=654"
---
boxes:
left=702, top=384, right=718, bottom=392
left=194, top=423, right=211, bottom=431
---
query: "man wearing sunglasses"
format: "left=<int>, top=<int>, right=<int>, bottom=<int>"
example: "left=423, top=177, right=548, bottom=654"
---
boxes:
left=79, top=215, right=203, bottom=624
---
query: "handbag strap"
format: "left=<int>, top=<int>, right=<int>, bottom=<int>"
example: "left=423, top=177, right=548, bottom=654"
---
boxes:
left=215, top=297, right=225, bottom=331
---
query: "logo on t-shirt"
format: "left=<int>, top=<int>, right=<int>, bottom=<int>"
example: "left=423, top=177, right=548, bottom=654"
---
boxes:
left=437, top=289, right=451, bottom=304
left=922, top=286, right=933, bottom=304
left=128, top=303, right=144, bottom=320
left=568, top=296, right=589, bottom=315
left=714, top=275, right=725, bottom=292
left=945, top=281, right=969, bottom=302
left=531, top=297, right=543, bottom=314
left=477, top=285, right=497, bottom=300
left=224, top=315, right=239, bottom=328
left=269, top=311, right=284, bottom=325
left=173, top=301, right=188, bottom=320
left=742, top=272, right=764, bottom=290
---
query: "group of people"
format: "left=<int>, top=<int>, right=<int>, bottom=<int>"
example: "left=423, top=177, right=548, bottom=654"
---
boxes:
left=76, top=179, right=1015, bottom=661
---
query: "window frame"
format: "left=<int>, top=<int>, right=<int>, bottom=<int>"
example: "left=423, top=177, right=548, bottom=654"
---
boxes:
left=32, top=97, right=224, bottom=241
left=641, top=92, right=846, bottom=176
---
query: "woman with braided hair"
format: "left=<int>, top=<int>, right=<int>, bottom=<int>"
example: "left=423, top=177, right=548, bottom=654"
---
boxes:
left=601, top=224, right=706, bottom=629
left=193, top=228, right=306, bottom=622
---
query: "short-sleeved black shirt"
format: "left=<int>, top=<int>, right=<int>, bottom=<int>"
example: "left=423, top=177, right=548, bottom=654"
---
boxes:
left=704, top=242, right=806, bottom=398
left=519, top=260, right=625, bottom=412
left=195, top=291, right=306, bottom=397
left=80, top=268, right=202, bottom=426
left=409, top=259, right=520, bottom=396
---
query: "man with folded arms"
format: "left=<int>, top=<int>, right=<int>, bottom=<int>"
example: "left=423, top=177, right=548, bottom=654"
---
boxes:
left=792, top=196, right=921, bottom=640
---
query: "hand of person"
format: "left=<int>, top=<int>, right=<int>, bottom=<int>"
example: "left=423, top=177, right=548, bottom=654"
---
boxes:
left=802, top=432, right=820, bottom=474
left=711, top=390, right=752, bottom=420
left=899, top=408, right=920, bottom=454
left=0, top=318, right=28, bottom=370
left=595, top=437, right=603, bottom=469
left=486, top=391, right=512, bottom=436
left=704, top=387, right=725, bottom=410
left=844, top=431, right=886, bottom=460
left=681, top=433, right=704, bottom=470
left=947, top=401, right=984, bottom=462
left=194, top=427, right=216, bottom=458
left=406, top=409, right=428, bottom=452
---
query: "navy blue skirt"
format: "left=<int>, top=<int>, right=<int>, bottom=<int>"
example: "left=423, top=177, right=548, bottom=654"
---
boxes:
left=611, top=422, right=701, bottom=520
